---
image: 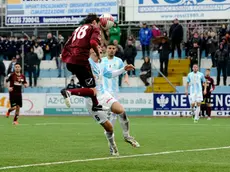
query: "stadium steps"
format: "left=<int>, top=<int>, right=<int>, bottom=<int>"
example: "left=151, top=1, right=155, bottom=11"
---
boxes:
left=152, top=59, right=190, bottom=93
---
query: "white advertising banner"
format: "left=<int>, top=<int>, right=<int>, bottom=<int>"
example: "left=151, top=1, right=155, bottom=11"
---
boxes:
left=126, top=0, right=230, bottom=21
left=6, top=0, right=118, bottom=25
left=0, top=94, right=45, bottom=115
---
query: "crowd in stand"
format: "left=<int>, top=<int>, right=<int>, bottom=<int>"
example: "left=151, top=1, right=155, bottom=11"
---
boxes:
left=0, top=33, right=65, bottom=88
left=0, top=20, right=230, bottom=92
left=138, top=19, right=230, bottom=86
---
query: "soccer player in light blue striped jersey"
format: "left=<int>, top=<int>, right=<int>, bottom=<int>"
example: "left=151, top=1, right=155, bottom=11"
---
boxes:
left=101, top=43, right=129, bottom=127
left=85, top=49, right=140, bottom=155
left=185, top=64, right=207, bottom=123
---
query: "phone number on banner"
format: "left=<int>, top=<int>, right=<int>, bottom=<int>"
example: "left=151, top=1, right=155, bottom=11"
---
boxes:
left=7, top=17, right=40, bottom=24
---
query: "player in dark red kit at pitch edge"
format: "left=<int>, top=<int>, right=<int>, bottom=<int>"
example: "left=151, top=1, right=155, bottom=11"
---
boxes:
left=61, top=14, right=104, bottom=111
left=6, top=63, right=28, bottom=125
left=201, top=69, right=215, bottom=120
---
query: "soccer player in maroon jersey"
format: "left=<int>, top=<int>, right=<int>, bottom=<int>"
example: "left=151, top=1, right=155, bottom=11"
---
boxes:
left=61, top=14, right=105, bottom=111
left=6, top=63, right=28, bottom=125
left=201, top=69, right=215, bottom=120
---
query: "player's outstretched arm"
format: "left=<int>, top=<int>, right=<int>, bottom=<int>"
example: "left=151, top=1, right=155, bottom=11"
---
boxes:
left=123, top=73, right=130, bottom=86
left=103, top=65, right=135, bottom=79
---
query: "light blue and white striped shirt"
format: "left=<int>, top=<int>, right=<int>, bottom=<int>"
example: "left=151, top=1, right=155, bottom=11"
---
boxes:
left=187, top=71, right=206, bottom=95
left=88, top=57, right=124, bottom=96
left=101, top=57, right=125, bottom=95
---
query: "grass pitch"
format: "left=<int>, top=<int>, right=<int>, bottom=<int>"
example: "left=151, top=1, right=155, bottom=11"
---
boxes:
left=0, top=116, right=230, bottom=172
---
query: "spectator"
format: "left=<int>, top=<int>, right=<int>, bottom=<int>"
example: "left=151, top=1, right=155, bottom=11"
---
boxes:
left=140, top=56, right=151, bottom=86
left=152, top=25, right=161, bottom=51
left=101, top=44, right=108, bottom=58
left=46, top=33, right=58, bottom=67
left=57, top=34, right=65, bottom=77
left=169, top=18, right=183, bottom=58
left=218, top=24, right=227, bottom=42
left=124, top=40, right=137, bottom=77
left=109, top=22, right=121, bottom=44
left=66, top=79, right=82, bottom=89
left=66, top=79, right=77, bottom=89
left=189, top=42, right=199, bottom=71
left=200, top=33, right=208, bottom=57
left=37, top=37, right=46, bottom=59
left=215, top=43, right=228, bottom=86
left=34, top=42, right=44, bottom=78
left=139, top=23, right=152, bottom=57
left=31, top=35, right=36, bottom=46
left=163, top=31, right=168, bottom=37
left=7, top=57, right=17, bottom=75
left=206, top=32, right=217, bottom=67
left=25, top=47, right=39, bottom=87
left=15, top=54, right=22, bottom=67
left=152, top=24, right=161, bottom=39
left=113, top=39, right=124, bottom=60
left=23, top=36, right=32, bottom=55
left=159, top=37, right=170, bottom=77
left=0, top=37, right=4, bottom=60
left=190, top=32, right=201, bottom=46
left=127, top=35, right=136, bottom=45
left=0, top=59, right=6, bottom=92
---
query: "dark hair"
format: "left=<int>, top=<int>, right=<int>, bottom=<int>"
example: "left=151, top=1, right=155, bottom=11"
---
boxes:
left=206, top=69, right=211, bottom=71
left=193, top=63, right=198, bottom=66
left=144, top=56, right=150, bottom=63
left=107, top=42, right=116, bottom=47
left=15, top=63, right=21, bottom=66
left=84, top=13, right=99, bottom=24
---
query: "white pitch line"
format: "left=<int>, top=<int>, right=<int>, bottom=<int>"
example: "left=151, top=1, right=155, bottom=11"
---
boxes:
left=0, top=146, right=230, bottom=170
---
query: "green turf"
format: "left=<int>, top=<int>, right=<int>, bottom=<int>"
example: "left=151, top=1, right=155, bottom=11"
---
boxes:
left=1, top=116, right=230, bottom=172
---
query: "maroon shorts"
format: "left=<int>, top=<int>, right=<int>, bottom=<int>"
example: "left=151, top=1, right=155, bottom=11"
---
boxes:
left=9, top=93, right=22, bottom=107
left=66, top=63, right=96, bottom=88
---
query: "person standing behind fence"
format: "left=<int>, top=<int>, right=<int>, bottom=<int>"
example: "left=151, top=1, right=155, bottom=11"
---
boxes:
left=109, top=22, right=121, bottom=44
left=188, top=42, right=199, bottom=71
left=25, top=47, right=39, bottom=87
left=169, top=18, right=183, bottom=58
left=159, top=37, right=170, bottom=77
left=46, top=33, right=58, bottom=68
left=34, top=42, right=44, bottom=78
left=123, top=40, right=137, bottom=77
left=215, top=43, right=228, bottom=86
left=139, top=23, right=152, bottom=58
left=206, top=32, right=217, bottom=67
left=0, top=59, right=6, bottom=93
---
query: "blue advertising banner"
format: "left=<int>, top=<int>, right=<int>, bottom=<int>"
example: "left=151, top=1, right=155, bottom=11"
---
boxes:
left=153, top=93, right=230, bottom=116
left=6, top=0, right=118, bottom=25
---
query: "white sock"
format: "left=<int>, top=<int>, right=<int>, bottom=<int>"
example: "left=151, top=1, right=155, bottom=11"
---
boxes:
left=105, top=132, right=116, bottom=147
left=109, top=114, right=117, bottom=127
left=195, top=106, right=200, bottom=120
left=118, top=112, right=130, bottom=138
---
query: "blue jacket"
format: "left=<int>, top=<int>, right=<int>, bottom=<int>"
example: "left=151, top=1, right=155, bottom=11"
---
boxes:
left=139, top=28, right=152, bottom=46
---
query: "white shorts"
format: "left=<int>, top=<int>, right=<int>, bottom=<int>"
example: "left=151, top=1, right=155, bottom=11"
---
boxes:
left=86, top=91, right=118, bottom=124
left=189, top=92, right=203, bottom=104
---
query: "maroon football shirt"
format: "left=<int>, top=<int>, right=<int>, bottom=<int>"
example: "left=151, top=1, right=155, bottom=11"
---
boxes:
left=203, top=76, right=215, bottom=96
left=8, top=73, right=27, bottom=96
left=62, top=24, right=101, bottom=65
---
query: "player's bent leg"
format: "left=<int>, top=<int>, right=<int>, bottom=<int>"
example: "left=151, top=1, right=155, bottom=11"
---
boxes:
left=60, top=89, right=71, bottom=108
left=6, top=106, right=16, bottom=118
left=111, top=102, right=140, bottom=148
left=102, top=121, right=119, bottom=156
left=13, top=105, right=20, bottom=125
